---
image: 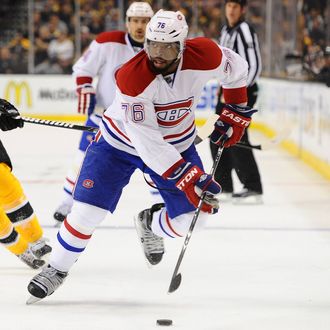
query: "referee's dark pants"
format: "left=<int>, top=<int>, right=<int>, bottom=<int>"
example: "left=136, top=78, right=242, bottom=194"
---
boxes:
left=209, top=83, right=262, bottom=194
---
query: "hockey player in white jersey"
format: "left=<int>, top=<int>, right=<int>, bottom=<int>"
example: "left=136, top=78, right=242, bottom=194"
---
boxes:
left=27, top=10, right=257, bottom=302
left=53, top=2, right=154, bottom=224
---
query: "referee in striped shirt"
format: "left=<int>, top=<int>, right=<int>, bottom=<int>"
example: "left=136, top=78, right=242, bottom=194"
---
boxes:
left=210, top=0, right=263, bottom=203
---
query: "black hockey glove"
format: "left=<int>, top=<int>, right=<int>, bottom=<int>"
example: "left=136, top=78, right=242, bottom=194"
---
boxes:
left=0, top=99, right=24, bottom=131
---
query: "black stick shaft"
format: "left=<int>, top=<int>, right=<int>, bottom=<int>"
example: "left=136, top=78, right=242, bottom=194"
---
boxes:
left=22, top=116, right=99, bottom=133
left=168, top=142, right=225, bottom=293
left=236, top=141, right=262, bottom=150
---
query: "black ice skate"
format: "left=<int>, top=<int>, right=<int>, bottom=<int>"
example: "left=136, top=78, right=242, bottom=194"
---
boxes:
left=232, top=189, right=263, bottom=205
left=30, top=238, right=52, bottom=259
left=26, top=265, right=68, bottom=304
left=53, top=203, right=72, bottom=226
left=18, top=247, right=45, bottom=269
left=134, top=203, right=165, bottom=266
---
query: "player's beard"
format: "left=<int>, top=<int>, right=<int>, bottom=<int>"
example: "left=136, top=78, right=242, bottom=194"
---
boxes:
left=149, top=57, right=179, bottom=75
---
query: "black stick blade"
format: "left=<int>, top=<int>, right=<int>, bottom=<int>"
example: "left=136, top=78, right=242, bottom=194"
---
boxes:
left=168, top=273, right=182, bottom=293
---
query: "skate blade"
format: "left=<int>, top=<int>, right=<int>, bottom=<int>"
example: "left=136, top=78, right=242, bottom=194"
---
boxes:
left=26, top=295, right=43, bottom=305
left=218, top=193, right=233, bottom=203
left=232, top=196, right=263, bottom=205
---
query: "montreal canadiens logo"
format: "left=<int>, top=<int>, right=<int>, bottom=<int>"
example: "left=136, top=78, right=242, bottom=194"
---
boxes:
left=155, top=97, right=194, bottom=127
left=82, top=179, right=94, bottom=189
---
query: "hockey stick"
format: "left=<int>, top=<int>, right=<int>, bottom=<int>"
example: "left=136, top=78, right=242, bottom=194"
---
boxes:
left=22, top=115, right=291, bottom=151
left=22, top=116, right=99, bottom=133
left=22, top=115, right=214, bottom=141
left=235, top=123, right=293, bottom=151
left=168, top=140, right=225, bottom=294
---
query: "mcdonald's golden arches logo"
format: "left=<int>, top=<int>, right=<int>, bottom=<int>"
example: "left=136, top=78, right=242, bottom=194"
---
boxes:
left=4, top=81, right=32, bottom=107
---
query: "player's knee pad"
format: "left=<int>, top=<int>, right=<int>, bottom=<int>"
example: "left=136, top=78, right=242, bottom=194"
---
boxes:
left=66, top=201, right=107, bottom=234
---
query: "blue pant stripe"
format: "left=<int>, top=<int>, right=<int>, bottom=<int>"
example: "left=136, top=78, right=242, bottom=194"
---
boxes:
left=64, top=187, right=73, bottom=195
left=158, top=212, right=175, bottom=238
left=57, top=232, right=86, bottom=253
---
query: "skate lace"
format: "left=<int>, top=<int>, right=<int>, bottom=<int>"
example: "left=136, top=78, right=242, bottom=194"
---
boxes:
left=143, top=228, right=164, bottom=254
left=19, top=248, right=37, bottom=265
left=35, top=266, right=66, bottom=294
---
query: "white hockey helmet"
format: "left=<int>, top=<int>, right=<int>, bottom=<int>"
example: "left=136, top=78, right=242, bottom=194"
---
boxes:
left=126, top=2, right=154, bottom=19
left=145, top=10, right=188, bottom=60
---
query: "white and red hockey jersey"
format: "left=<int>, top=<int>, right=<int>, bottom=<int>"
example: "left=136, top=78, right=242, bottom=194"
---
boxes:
left=100, top=37, right=248, bottom=176
left=73, top=31, right=141, bottom=109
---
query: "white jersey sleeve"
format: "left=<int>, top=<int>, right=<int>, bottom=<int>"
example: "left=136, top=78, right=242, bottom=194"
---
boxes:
left=73, top=39, right=105, bottom=80
left=217, top=46, right=248, bottom=89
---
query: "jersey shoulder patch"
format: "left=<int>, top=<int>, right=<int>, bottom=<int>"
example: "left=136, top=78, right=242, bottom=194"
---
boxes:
left=182, top=38, right=222, bottom=71
left=96, top=31, right=126, bottom=45
left=116, top=51, right=156, bottom=97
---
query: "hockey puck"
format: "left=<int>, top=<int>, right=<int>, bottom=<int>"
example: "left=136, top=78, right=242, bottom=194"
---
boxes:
left=156, top=319, right=173, bottom=326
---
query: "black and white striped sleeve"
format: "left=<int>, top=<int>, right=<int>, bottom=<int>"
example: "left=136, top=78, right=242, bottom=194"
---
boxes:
left=236, top=22, right=262, bottom=86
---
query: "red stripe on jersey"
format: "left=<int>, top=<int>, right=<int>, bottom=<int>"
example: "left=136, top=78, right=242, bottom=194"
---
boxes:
left=165, top=212, right=183, bottom=237
left=64, top=218, right=92, bottom=240
left=223, top=87, right=247, bottom=104
left=116, top=51, right=156, bottom=97
left=103, top=115, right=131, bottom=142
left=182, top=38, right=222, bottom=71
left=162, top=158, right=185, bottom=178
left=76, top=76, right=92, bottom=85
left=163, top=120, right=195, bottom=139
left=154, top=99, right=193, bottom=112
left=96, top=31, right=126, bottom=44
left=94, top=131, right=102, bottom=142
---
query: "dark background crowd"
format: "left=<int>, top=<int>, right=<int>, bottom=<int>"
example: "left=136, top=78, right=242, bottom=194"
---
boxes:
left=0, top=0, right=329, bottom=84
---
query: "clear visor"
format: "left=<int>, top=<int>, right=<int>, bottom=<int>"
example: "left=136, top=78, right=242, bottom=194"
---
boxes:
left=146, top=40, right=180, bottom=61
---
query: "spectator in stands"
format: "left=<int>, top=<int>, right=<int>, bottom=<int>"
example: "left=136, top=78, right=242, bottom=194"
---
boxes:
left=105, top=8, right=121, bottom=31
left=317, top=46, right=330, bottom=86
left=33, top=11, right=43, bottom=36
left=7, top=31, right=29, bottom=73
left=88, top=11, right=105, bottom=35
left=35, top=26, right=74, bottom=74
left=80, top=26, right=93, bottom=53
left=48, top=27, right=74, bottom=73
left=47, top=13, right=68, bottom=36
left=0, top=47, right=15, bottom=74
left=34, top=25, right=52, bottom=67
left=58, top=2, right=75, bottom=34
